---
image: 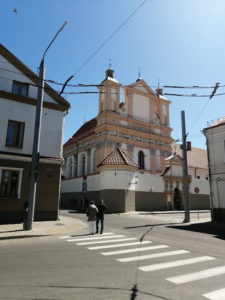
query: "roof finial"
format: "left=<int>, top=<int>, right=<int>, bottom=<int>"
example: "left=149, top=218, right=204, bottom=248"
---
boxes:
left=108, top=58, right=112, bottom=70
left=105, top=58, right=114, bottom=78
left=136, top=66, right=142, bottom=82
left=155, top=78, right=163, bottom=97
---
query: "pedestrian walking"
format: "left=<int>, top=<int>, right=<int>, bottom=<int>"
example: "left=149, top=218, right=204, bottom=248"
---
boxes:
left=96, top=199, right=107, bottom=234
left=86, top=201, right=98, bottom=234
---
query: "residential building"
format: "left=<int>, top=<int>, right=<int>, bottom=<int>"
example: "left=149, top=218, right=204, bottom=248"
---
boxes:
left=203, top=117, right=225, bottom=221
left=0, top=44, right=70, bottom=224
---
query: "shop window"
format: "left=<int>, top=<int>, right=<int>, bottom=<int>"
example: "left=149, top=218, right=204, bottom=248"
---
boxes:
left=0, top=168, right=23, bottom=198
left=6, top=120, right=25, bottom=148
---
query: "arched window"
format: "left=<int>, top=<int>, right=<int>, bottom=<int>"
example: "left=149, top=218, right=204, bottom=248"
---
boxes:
left=138, top=151, right=145, bottom=169
left=67, top=157, right=73, bottom=178
left=81, top=155, right=86, bottom=176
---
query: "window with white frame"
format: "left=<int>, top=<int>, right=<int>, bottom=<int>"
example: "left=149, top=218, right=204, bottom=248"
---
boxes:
left=0, top=167, right=23, bottom=198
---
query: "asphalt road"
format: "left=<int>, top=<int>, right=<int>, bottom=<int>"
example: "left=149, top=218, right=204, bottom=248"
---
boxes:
left=1, top=211, right=225, bottom=300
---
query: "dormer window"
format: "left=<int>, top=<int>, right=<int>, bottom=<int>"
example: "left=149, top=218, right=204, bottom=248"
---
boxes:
left=12, top=80, right=29, bottom=97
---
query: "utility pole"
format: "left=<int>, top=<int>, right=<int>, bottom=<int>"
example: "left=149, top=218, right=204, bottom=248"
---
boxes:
left=181, top=110, right=190, bottom=223
left=23, top=21, right=68, bottom=230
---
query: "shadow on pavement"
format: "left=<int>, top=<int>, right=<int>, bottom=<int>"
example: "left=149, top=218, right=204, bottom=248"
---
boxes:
left=168, top=221, right=225, bottom=241
left=0, top=229, right=23, bottom=234
left=124, top=222, right=180, bottom=229
left=47, top=284, right=171, bottom=300
left=0, top=235, right=50, bottom=240
left=69, top=233, right=92, bottom=237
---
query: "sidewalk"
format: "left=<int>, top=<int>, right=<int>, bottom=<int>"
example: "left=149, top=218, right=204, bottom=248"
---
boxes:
left=122, top=210, right=212, bottom=224
left=0, top=215, right=87, bottom=240
left=0, top=210, right=222, bottom=240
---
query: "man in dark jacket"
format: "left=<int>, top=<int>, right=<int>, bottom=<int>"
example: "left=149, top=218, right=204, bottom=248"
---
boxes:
left=96, top=199, right=107, bottom=234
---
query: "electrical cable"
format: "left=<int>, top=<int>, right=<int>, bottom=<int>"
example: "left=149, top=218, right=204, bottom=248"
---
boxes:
left=187, top=98, right=212, bottom=136
left=2, top=66, right=225, bottom=95
left=60, top=0, right=149, bottom=93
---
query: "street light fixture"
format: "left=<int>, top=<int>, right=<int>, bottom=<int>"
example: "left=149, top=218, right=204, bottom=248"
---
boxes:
left=23, top=21, right=68, bottom=230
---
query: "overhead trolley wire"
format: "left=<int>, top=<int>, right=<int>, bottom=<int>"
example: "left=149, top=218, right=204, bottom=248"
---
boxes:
left=59, top=0, right=149, bottom=94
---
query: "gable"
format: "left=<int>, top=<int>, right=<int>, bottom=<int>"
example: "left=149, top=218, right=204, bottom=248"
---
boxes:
left=0, top=44, right=70, bottom=111
left=126, top=79, right=156, bottom=96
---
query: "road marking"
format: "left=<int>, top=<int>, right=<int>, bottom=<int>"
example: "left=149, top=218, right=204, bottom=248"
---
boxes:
left=59, top=232, right=114, bottom=239
left=88, top=240, right=151, bottom=250
left=67, top=234, right=124, bottom=242
left=102, top=245, right=169, bottom=256
left=139, top=256, right=215, bottom=272
left=167, top=265, right=225, bottom=284
left=77, top=238, right=137, bottom=246
left=203, top=288, right=225, bottom=299
left=118, top=249, right=188, bottom=262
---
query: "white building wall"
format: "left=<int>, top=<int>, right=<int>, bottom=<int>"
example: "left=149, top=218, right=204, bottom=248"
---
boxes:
left=205, top=123, right=225, bottom=210
left=132, top=94, right=150, bottom=121
left=0, top=55, right=65, bottom=158
left=0, top=99, right=64, bottom=157
left=189, top=178, right=210, bottom=195
left=61, top=169, right=209, bottom=196
left=133, top=147, right=150, bottom=170
left=0, top=55, right=56, bottom=103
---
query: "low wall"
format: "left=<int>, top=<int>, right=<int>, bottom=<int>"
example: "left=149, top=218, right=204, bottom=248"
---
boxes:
left=135, top=192, right=166, bottom=211
left=189, top=194, right=210, bottom=210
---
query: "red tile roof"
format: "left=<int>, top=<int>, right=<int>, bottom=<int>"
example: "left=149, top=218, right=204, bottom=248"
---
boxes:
left=64, top=118, right=97, bottom=147
left=97, top=148, right=138, bottom=168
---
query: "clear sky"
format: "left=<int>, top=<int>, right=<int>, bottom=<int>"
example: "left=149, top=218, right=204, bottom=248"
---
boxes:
left=1, top=0, right=225, bottom=149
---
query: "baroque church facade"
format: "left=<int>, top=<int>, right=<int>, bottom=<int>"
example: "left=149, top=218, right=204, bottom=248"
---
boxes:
left=61, top=68, right=210, bottom=212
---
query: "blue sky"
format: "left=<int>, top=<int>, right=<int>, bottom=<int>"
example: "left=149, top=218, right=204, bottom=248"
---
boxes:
left=1, top=0, right=225, bottom=149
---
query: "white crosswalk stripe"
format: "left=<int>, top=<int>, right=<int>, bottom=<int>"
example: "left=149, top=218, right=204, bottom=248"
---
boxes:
left=76, top=237, right=137, bottom=246
left=167, top=265, right=225, bottom=284
left=67, top=234, right=124, bottom=242
left=203, top=287, right=225, bottom=299
left=88, top=240, right=151, bottom=250
left=59, top=232, right=114, bottom=239
left=118, top=249, right=188, bottom=262
left=102, top=244, right=169, bottom=256
left=59, top=231, right=225, bottom=298
left=139, top=256, right=215, bottom=272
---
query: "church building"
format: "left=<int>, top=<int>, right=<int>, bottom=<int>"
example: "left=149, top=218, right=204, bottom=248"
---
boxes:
left=61, top=67, right=209, bottom=212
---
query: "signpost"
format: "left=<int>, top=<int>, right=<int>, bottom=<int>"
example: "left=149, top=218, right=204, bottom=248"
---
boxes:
left=81, top=175, right=87, bottom=211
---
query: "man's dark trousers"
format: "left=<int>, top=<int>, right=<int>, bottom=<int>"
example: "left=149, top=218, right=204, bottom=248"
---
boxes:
left=96, top=216, right=104, bottom=234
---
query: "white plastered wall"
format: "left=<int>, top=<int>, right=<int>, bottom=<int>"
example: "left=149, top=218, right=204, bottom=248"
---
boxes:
left=133, top=147, right=150, bottom=170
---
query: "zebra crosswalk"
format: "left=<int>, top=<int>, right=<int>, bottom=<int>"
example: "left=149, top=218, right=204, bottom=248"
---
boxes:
left=59, top=232, right=225, bottom=299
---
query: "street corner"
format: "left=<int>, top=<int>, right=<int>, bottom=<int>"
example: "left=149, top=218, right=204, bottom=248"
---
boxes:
left=0, top=216, right=87, bottom=240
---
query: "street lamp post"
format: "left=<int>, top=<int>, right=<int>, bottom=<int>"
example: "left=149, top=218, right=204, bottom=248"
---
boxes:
left=23, top=22, right=68, bottom=230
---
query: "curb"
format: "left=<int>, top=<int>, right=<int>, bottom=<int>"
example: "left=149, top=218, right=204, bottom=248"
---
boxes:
left=0, top=216, right=87, bottom=239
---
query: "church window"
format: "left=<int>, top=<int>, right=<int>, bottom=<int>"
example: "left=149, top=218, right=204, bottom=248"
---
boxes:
left=138, top=151, right=145, bottom=169
left=67, top=157, right=73, bottom=178
left=81, top=155, right=86, bottom=176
